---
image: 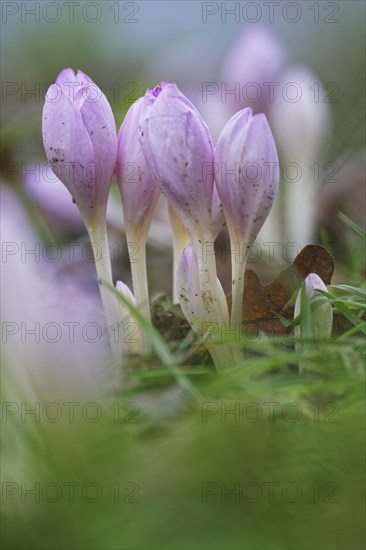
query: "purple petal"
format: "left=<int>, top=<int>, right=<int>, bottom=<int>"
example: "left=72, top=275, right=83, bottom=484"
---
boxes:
left=78, top=86, right=118, bottom=206
left=43, top=70, right=117, bottom=221
left=55, top=68, right=90, bottom=102
left=305, top=273, right=328, bottom=298
left=76, top=69, right=94, bottom=84
left=215, top=107, right=279, bottom=243
left=221, top=26, right=287, bottom=114
left=116, top=98, right=160, bottom=232
left=24, top=162, right=85, bottom=232
left=42, top=86, right=95, bottom=214
left=177, top=244, right=203, bottom=330
left=55, top=68, right=80, bottom=100
left=140, top=83, right=215, bottom=237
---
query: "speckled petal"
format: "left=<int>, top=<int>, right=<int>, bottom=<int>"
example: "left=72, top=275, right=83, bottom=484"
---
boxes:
left=139, top=83, right=215, bottom=238
left=78, top=86, right=118, bottom=207
left=177, top=244, right=204, bottom=333
left=42, top=86, right=95, bottom=214
left=42, top=69, right=117, bottom=221
left=215, top=107, right=279, bottom=244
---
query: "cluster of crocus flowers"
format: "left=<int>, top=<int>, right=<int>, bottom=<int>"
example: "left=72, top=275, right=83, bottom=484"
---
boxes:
left=42, top=69, right=279, bottom=368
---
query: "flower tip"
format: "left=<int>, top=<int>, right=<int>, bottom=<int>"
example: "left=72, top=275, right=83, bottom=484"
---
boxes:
left=146, top=81, right=176, bottom=99
left=55, top=67, right=76, bottom=84
left=242, top=106, right=254, bottom=116
left=305, top=273, right=328, bottom=296
left=116, top=281, right=136, bottom=305
left=147, top=83, right=164, bottom=98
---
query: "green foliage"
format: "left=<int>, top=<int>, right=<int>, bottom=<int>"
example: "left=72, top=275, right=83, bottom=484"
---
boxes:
left=338, top=212, right=366, bottom=242
left=2, top=355, right=364, bottom=550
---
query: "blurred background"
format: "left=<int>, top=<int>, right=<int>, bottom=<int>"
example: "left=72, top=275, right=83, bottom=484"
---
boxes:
left=1, top=2, right=365, bottom=549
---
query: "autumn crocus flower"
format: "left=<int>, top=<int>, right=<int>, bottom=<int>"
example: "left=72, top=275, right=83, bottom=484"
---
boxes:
left=1, top=185, right=110, bottom=400
left=294, top=273, right=333, bottom=372
left=221, top=26, right=287, bottom=115
left=139, top=82, right=214, bottom=240
left=177, top=245, right=233, bottom=369
left=42, top=68, right=121, bottom=357
left=139, top=82, right=229, bottom=336
left=168, top=185, right=223, bottom=305
left=42, top=68, right=117, bottom=224
left=294, top=273, right=333, bottom=332
left=116, top=97, right=161, bottom=352
left=269, top=66, right=331, bottom=247
left=215, top=107, right=279, bottom=330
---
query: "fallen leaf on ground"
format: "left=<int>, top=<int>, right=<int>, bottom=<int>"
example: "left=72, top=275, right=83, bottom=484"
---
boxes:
left=227, top=244, right=335, bottom=336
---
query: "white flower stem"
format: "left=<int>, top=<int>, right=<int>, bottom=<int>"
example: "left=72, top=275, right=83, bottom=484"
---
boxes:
left=230, top=258, right=247, bottom=330
left=229, top=231, right=248, bottom=332
left=126, top=231, right=151, bottom=355
left=168, top=203, right=190, bottom=304
left=86, top=220, right=122, bottom=360
left=206, top=347, right=224, bottom=373
left=193, top=234, right=235, bottom=369
left=195, top=237, right=221, bottom=317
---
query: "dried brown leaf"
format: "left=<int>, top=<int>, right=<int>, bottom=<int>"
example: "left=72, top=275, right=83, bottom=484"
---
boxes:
left=227, top=244, right=335, bottom=335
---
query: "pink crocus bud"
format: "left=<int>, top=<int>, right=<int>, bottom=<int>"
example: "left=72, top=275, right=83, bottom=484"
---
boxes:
left=42, top=68, right=120, bottom=358
left=116, top=98, right=160, bottom=238
left=294, top=273, right=333, bottom=372
left=139, top=82, right=229, bottom=337
left=42, top=68, right=117, bottom=225
left=177, top=245, right=233, bottom=369
left=116, top=280, right=136, bottom=305
left=221, top=26, right=287, bottom=115
left=215, top=107, right=279, bottom=328
left=294, top=273, right=333, bottom=333
left=116, top=97, right=161, bottom=352
left=139, top=82, right=215, bottom=243
left=167, top=182, right=224, bottom=305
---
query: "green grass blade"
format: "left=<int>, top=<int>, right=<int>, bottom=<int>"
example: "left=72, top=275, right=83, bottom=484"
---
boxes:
left=338, top=212, right=366, bottom=241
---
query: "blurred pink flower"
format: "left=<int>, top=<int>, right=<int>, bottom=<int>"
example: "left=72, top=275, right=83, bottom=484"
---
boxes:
left=268, top=66, right=331, bottom=247
left=1, top=185, right=112, bottom=402
left=221, top=26, right=287, bottom=115
left=24, top=162, right=85, bottom=233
